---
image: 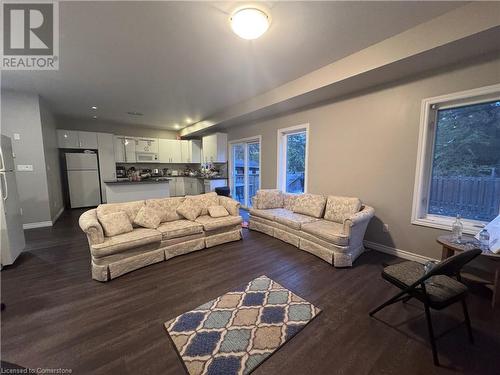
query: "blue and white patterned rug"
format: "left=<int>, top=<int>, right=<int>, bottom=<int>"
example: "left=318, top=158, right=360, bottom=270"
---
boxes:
left=164, top=275, right=321, bottom=375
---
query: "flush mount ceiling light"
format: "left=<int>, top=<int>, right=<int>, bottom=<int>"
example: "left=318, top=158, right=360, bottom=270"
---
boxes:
left=126, top=111, right=144, bottom=116
left=230, top=7, right=270, bottom=40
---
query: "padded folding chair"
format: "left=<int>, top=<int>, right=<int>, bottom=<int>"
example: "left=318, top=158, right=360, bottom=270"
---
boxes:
left=369, top=249, right=481, bottom=366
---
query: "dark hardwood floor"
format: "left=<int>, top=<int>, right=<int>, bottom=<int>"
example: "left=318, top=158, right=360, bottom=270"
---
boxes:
left=2, top=209, right=500, bottom=374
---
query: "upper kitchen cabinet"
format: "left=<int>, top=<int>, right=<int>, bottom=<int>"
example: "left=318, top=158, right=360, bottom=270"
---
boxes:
left=181, top=140, right=201, bottom=163
left=159, top=139, right=182, bottom=163
left=136, top=138, right=159, bottom=163
left=57, top=130, right=98, bottom=149
left=114, top=136, right=137, bottom=163
left=202, top=133, right=227, bottom=163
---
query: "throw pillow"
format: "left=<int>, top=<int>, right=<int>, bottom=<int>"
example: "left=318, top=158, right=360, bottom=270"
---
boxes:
left=208, top=205, right=229, bottom=218
left=324, top=196, right=362, bottom=223
left=99, top=211, right=133, bottom=237
left=293, top=194, right=327, bottom=218
left=254, top=189, right=283, bottom=209
left=133, top=205, right=162, bottom=229
left=185, top=192, right=219, bottom=215
left=145, top=197, right=184, bottom=222
left=176, top=198, right=203, bottom=221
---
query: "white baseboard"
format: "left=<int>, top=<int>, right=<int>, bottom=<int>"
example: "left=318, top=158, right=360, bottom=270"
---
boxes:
left=364, top=240, right=438, bottom=264
left=23, top=220, right=53, bottom=229
left=52, top=207, right=64, bottom=224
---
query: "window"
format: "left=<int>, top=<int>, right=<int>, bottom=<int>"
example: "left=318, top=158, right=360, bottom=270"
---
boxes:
left=277, top=124, right=309, bottom=193
left=229, top=137, right=261, bottom=208
left=412, top=85, right=500, bottom=233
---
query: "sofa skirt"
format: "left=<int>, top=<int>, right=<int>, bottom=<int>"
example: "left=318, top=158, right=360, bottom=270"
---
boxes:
left=205, top=229, right=242, bottom=248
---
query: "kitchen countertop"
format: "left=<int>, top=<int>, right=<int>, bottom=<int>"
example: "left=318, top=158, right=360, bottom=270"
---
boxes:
left=169, top=176, right=228, bottom=180
left=104, top=179, right=171, bottom=184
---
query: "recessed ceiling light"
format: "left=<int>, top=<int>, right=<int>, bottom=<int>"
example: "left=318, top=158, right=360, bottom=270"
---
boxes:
left=185, top=117, right=192, bottom=124
left=92, top=115, right=98, bottom=119
left=230, top=7, right=270, bottom=40
left=174, top=124, right=180, bottom=129
left=91, top=106, right=97, bottom=110
left=127, top=111, right=144, bottom=116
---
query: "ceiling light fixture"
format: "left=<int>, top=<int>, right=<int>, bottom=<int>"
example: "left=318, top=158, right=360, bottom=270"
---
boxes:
left=174, top=124, right=180, bottom=129
left=185, top=117, right=192, bottom=123
left=92, top=115, right=98, bottom=119
left=230, top=7, right=270, bottom=40
left=91, top=106, right=98, bottom=110
left=127, top=111, right=144, bottom=116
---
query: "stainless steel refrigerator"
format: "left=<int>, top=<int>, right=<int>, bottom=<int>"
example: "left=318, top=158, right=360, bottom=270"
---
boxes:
left=65, top=152, right=101, bottom=208
left=0, top=135, right=26, bottom=266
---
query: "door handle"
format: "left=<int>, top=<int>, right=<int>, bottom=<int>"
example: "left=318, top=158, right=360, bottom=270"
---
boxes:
left=0, top=172, right=8, bottom=201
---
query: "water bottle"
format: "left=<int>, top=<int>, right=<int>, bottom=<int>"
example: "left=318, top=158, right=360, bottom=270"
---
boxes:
left=451, top=214, right=463, bottom=243
left=479, top=228, right=490, bottom=251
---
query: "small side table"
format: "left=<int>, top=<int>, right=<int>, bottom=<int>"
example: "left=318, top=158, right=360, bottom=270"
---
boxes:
left=437, top=234, right=500, bottom=309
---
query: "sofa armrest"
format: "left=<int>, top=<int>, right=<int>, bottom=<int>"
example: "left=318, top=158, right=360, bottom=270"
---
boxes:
left=343, top=205, right=375, bottom=236
left=219, top=196, right=241, bottom=216
left=79, top=209, right=104, bottom=245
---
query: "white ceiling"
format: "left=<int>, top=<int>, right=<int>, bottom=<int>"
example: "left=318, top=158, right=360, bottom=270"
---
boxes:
left=1, top=1, right=463, bottom=130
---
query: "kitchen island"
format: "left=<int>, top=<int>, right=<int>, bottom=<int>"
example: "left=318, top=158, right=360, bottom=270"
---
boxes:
left=104, top=179, right=171, bottom=203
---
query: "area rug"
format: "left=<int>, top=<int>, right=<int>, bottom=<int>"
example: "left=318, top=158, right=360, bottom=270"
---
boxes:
left=164, top=275, right=321, bottom=375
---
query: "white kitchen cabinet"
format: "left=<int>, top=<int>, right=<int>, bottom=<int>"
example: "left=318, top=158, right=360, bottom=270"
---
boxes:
left=57, top=130, right=98, bottom=149
left=159, top=139, right=182, bottom=163
left=114, top=136, right=136, bottom=163
left=185, top=178, right=203, bottom=195
left=169, top=177, right=186, bottom=197
left=78, top=131, right=98, bottom=149
left=181, top=140, right=201, bottom=163
left=57, top=130, right=80, bottom=148
left=203, top=179, right=227, bottom=193
left=202, top=133, right=227, bottom=163
left=136, top=138, right=159, bottom=153
left=97, top=132, right=115, bottom=202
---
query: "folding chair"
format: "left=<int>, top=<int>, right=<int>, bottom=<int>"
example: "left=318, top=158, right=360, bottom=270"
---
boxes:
left=369, top=249, right=482, bottom=366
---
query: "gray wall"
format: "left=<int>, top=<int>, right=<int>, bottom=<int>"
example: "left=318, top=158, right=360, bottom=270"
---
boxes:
left=57, top=116, right=179, bottom=139
left=226, top=57, right=500, bottom=260
left=1, top=90, right=52, bottom=225
left=40, top=98, right=64, bottom=221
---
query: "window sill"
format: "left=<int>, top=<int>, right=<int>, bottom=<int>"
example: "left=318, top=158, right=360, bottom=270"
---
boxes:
left=412, top=216, right=486, bottom=236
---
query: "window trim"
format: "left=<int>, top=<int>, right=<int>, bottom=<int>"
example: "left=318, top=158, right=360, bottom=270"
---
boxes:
left=276, top=123, right=309, bottom=193
left=411, top=84, right=500, bottom=234
left=228, top=135, right=262, bottom=209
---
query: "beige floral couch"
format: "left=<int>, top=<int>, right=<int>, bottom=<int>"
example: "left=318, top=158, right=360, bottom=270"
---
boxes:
left=249, top=190, right=374, bottom=267
left=79, top=192, right=242, bottom=281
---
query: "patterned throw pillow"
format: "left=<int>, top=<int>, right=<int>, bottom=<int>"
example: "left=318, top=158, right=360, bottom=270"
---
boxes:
left=98, top=211, right=133, bottom=237
left=133, top=205, right=162, bottom=229
left=292, top=194, right=327, bottom=218
left=185, top=192, right=219, bottom=215
left=208, top=205, right=229, bottom=218
left=254, top=189, right=284, bottom=209
left=145, top=197, right=184, bottom=222
left=176, top=199, right=203, bottom=221
left=324, top=196, right=362, bottom=223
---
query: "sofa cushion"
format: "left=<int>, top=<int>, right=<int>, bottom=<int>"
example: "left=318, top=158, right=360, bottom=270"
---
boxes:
left=254, top=189, right=283, bottom=209
left=185, top=192, right=219, bottom=215
left=324, top=196, right=362, bottom=223
left=133, top=205, right=162, bottom=229
left=96, top=200, right=144, bottom=226
left=274, top=210, right=319, bottom=230
left=208, top=205, right=229, bottom=218
left=301, top=220, right=349, bottom=246
left=283, top=193, right=299, bottom=211
left=249, top=208, right=290, bottom=221
left=91, top=228, right=161, bottom=258
left=145, top=197, right=185, bottom=222
left=157, top=220, right=203, bottom=240
left=292, top=194, right=327, bottom=218
left=195, top=215, right=243, bottom=232
left=176, top=199, right=203, bottom=221
left=99, top=211, right=133, bottom=237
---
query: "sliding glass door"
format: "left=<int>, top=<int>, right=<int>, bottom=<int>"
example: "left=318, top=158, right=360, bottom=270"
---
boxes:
left=230, top=138, right=260, bottom=208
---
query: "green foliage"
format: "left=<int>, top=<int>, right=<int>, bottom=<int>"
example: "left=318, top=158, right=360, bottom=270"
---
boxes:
left=286, top=132, right=306, bottom=174
left=432, top=101, right=500, bottom=177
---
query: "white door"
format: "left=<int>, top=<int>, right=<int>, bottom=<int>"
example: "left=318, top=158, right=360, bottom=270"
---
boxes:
left=57, top=130, right=79, bottom=148
left=67, top=170, right=101, bottom=208
left=230, top=138, right=260, bottom=208
left=97, top=133, right=115, bottom=202
left=78, top=131, right=98, bottom=149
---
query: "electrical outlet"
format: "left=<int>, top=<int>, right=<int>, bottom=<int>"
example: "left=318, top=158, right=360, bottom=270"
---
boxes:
left=383, top=224, right=389, bottom=232
left=17, top=165, right=33, bottom=172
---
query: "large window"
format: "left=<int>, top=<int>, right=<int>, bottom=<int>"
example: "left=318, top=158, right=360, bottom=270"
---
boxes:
left=412, top=85, right=500, bottom=233
left=277, top=124, right=308, bottom=193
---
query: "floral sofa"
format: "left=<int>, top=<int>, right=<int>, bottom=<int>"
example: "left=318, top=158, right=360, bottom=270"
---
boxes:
left=249, top=190, right=374, bottom=267
left=79, top=192, right=242, bottom=281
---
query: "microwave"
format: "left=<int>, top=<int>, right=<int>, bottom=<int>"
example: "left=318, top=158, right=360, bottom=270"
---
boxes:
left=136, top=152, right=159, bottom=162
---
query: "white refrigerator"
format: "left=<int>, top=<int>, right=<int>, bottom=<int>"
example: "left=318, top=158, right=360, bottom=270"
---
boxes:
left=0, top=135, right=26, bottom=266
left=65, top=153, right=101, bottom=208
